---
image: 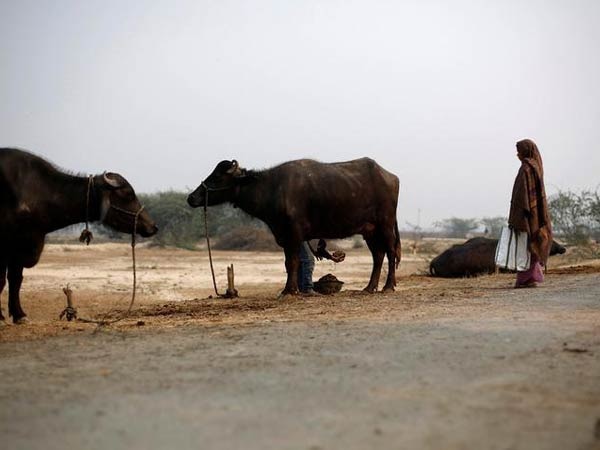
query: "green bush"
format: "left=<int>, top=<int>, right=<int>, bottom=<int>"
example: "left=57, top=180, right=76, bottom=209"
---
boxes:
left=214, top=226, right=280, bottom=251
left=549, top=189, right=600, bottom=244
left=139, top=191, right=203, bottom=249
left=139, top=191, right=277, bottom=250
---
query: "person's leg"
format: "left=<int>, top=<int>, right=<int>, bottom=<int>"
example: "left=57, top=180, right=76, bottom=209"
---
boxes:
left=515, top=254, right=544, bottom=287
left=298, top=242, right=315, bottom=293
left=530, top=259, right=544, bottom=283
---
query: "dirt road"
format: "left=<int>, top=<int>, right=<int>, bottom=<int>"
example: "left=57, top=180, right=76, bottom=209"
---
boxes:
left=1, top=244, right=599, bottom=449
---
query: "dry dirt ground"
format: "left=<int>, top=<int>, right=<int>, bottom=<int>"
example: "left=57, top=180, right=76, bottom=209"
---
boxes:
left=1, top=242, right=599, bottom=450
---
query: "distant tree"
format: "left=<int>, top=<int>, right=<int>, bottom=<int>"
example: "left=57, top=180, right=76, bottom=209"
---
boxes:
left=139, top=191, right=275, bottom=250
left=213, top=226, right=279, bottom=251
left=405, top=221, right=423, bottom=254
left=588, top=190, right=600, bottom=233
left=480, top=216, right=506, bottom=238
left=548, top=189, right=599, bottom=244
left=139, top=191, right=202, bottom=249
left=434, top=217, right=479, bottom=238
left=405, top=221, right=422, bottom=235
left=48, top=222, right=126, bottom=242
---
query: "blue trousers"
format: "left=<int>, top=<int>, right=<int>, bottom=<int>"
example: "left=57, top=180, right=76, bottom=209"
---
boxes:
left=297, top=241, right=315, bottom=292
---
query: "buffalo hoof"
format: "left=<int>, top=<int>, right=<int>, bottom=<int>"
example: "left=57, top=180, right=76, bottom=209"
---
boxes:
left=0, top=319, right=7, bottom=327
left=277, top=291, right=299, bottom=300
left=13, top=316, right=30, bottom=325
left=382, top=287, right=395, bottom=293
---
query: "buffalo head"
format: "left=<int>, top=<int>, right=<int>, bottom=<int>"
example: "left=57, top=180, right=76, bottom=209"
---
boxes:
left=187, top=160, right=245, bottom=208
left=550, top=240, right=567, bottom=256
left=97, top=172, right=158, bottom=237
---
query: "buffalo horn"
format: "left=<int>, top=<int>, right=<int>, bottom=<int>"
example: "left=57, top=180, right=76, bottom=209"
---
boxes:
left=103, top=172, right=122, bottom=188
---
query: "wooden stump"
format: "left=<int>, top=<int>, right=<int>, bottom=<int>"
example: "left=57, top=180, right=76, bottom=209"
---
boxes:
left=225, top=264, right=239, bottom=298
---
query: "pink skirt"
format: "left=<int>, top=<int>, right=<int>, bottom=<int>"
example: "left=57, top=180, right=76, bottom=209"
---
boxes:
left=516, top=253, right=544, bottom=286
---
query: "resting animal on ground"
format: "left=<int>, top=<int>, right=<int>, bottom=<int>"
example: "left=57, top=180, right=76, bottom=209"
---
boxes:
left=429, top=237, right=566, bottom=278
left=0, top=148, right=158, bottom=323
left=187, top=158, right=401, bottom=295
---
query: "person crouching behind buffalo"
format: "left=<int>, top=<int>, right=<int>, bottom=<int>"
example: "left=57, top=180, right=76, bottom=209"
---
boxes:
left=508, top=138, right=553, bottom=288
left=298, top=239, right=345, bottom=295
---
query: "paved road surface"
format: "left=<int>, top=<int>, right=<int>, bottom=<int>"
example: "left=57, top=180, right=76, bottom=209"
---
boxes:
left=1, top=274, right=599, bottom=450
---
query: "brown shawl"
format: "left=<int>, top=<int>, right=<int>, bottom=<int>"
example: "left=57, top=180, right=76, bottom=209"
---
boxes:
left=508, top=139, right=553, bottom=265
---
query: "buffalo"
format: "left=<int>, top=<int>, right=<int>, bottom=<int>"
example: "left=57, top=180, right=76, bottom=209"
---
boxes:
left=429, top=237, right=566, bottom=278
left=188, top=158, right=401, bottom=295
left=0, top=148, right=158, bottom=323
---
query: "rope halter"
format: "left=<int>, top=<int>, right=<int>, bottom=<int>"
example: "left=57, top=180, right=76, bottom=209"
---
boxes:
left=79, top=175, right=95, bottom=245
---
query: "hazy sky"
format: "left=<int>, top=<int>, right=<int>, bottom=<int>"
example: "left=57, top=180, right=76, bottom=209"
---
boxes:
left=1, top=0, right=599, bottom=228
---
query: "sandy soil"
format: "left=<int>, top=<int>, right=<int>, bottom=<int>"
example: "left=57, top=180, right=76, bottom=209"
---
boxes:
left=1, top=242, right=599, bottom=449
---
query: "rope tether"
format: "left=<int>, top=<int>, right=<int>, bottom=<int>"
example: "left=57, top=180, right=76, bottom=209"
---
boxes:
left=203, top=183, right=224, bottom=298
left=61, top=192, right=145, bottom=329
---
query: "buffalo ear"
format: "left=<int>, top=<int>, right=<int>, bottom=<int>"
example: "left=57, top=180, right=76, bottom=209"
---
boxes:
left=226, top=160, right=239, bottom=174
left=226, top=160, right=245, bottom=177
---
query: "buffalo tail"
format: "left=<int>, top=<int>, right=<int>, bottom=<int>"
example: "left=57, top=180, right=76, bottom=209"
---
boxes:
left=395, top=220, right=402, bottom=269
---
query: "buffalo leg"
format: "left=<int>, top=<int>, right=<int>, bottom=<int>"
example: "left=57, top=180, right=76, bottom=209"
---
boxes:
left=382, top=231, right=398, bottom=292
left=8, top=264, right=26, bottom=323
left=382, top=251, right=396, bottom=292
left=364, top=237, right=384, bottom=293
left=0, top=263, right=6, bottom=322
left=282, top=244, right=301, bottom=295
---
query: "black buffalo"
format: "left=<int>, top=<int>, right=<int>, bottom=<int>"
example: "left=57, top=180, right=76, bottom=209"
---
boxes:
left=429, top=237, right=566, bottom=278
left=188, top=158, right=401, bottom=294
left=0, top=148, right=158, bottom=323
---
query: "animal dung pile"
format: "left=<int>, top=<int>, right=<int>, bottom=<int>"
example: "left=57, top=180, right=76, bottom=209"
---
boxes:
left=313, top=273, right=344, bottom=295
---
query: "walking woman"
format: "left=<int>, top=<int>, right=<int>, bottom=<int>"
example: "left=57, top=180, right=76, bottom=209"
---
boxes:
left=508, top=139, right=553, bottom=288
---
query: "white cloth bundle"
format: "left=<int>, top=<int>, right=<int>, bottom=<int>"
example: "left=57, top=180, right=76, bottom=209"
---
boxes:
left=495, top=226, right=531, bottom=271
